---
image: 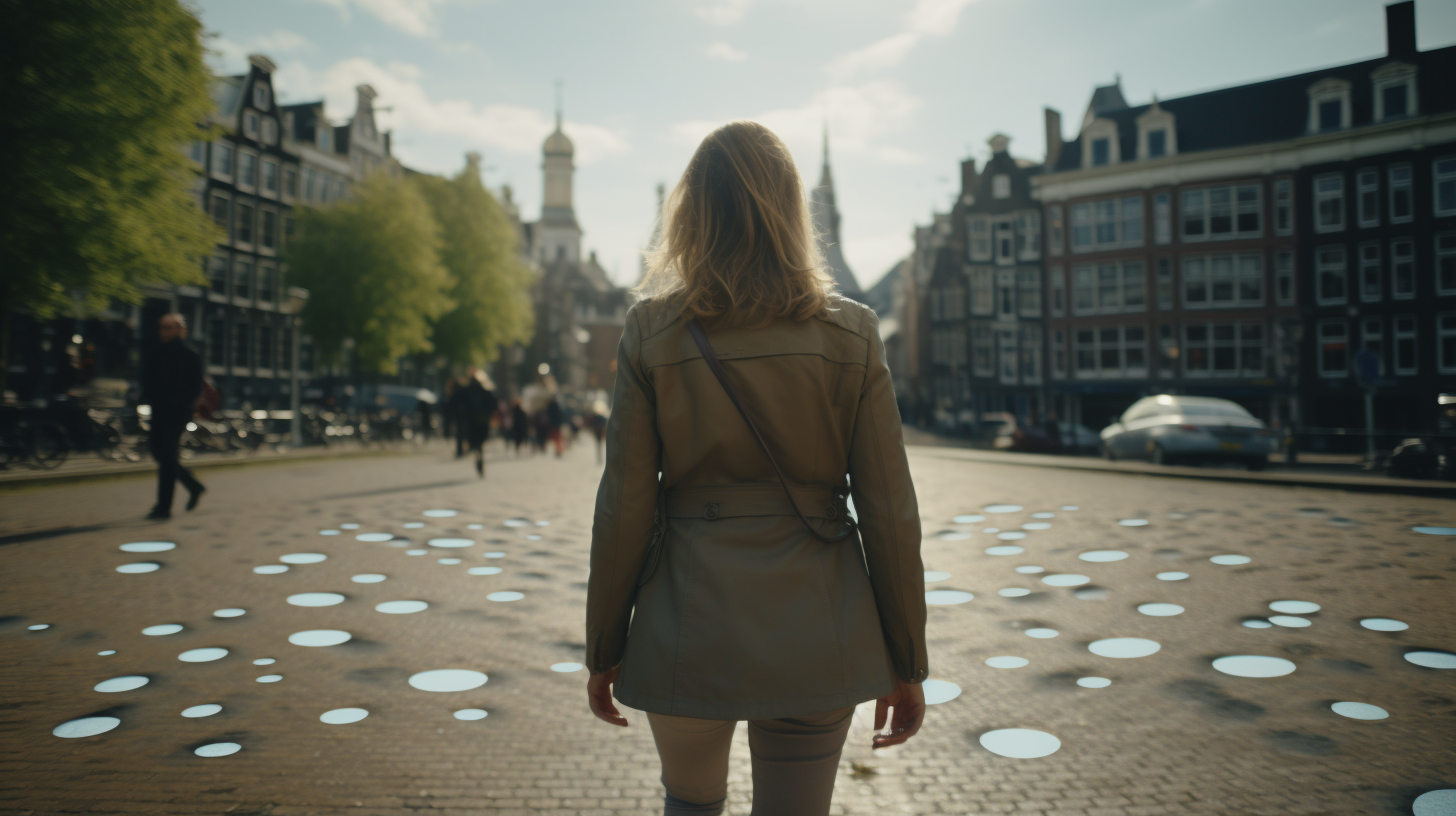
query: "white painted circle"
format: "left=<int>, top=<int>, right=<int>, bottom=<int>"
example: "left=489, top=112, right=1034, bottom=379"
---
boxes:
left=1119, top=519, right=1149, bottom=527
left=921, top=678, right=961, bottom=705
left=142, top=624, right=183, bottom=636
left=1330, top=701, right=1388, bottom=720
left=998, top=588, right=1031, bottom=597
left=255, top=674, right=282, bottom=683
left=288, top=629, right=352, bottom=647
left=985, top=545, right=1025, bottom=556
left=925, top=590, right=974, bottom=605
left=550, top=662, right=583, bottom=672
left=1025, top=628, right=1059, bottom=639
left=423, top=509, right=458, bottom=517
left=54, top=716, right=120, bottom=738
left=1089, top=638, right=1161, bottom=658
left=1405, top=651, right=1456, bottom=669
left=996, top=531, right=1028, bottom=541
left=181, top=704, right=221, bottom=718
left=352, top=574, right=387, bottom=583
left=985, top=656, right=1029, bottom=669
left=213, top=608, right=246, bottom=618
left=194, top=742, right=241, bottom=757
left=454, top=708, right=488, bottom=720
left=1014, top=565, right=1045, bottom=574
left=320, top=707, right=369, bottom=724
left=984, top=504, right=1023, bottom=514
left=1269, top=615, right=1311, bottom=628
left=405, top=549, right=428, bottom=556
left=376, top=600, right=428, bottom=614
left=288, top=593, right=345, bottom=607
left=95, top=675, right=149, bottom=693
left=1360, top=618, right=1408, bottom=632
left=339, top=524, right=360, bottom=529
left=1412, top=790, right=1456, bottom=816
left=178, top=647, right=228, bottom=662
left=253, top=565, right=289, bottom=574
left=978, top=728, right=1061, bottom=758
left=1077, top=677, right=1111, bottom=689
left=1212, top=655, right=1296, bottom=677
left=117, top=562, right=160, bottom=573
left=252, top=658, right=275, bottom=665
left=429, top=538, right=475, bottom=548
left=468, top=567, right=503, bottom=575
left=280, top=553, right=326, bottom=564
left=1156, top=572, right=1189, bottom=581
left=409, top=669, right=488, bottom=692
left=1243, top=620, right=1273, bottom=629
left=120, top=541, right=174, bottom=553
left=1210, top=554, right=1251, bottom=565
left=487, top=591, right=524, bottom=602
left=1079, top=550, right=1129, bottom=562
left=924, top=570, right=951, bottom=582
left=1268, top=600, right=1320, bottom=615
left=1041, top=574, right=1091, bottom=587
left=951, top=514, right=984, bottom=524
left=28, top=624, right=49, bottom=630
left=1137, top=603, right=1185, bottom=617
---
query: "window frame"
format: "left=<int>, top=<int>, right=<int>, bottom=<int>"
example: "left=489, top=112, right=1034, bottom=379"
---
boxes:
left=1047, top=206, right=1064, bottom=257
left=1389, top=164, right=1413, bottom=224
left=1273, top=179, right=1293, bottom=236
left=968, top=216, right=991, bottom=261
left=1316, top=320, right=1349, bottom=378
left=1313, top=173, right=1345, bottom=234
left=1434, top=157, right=1456, bottom=218
left=1153, top=193, right=1171, bottom=245
left=1391, top=238, right=1416, bottom=300
left=1438, top=313, right=1456, bottom=374
left=1356, top=168, right=1379, bottom=228
left=1358, top=241, right=1382, bottom=302
left=1315, top=245, right=1347, bottom=306
left=1392, top=315, right=1417, bottom=376
left=1437, top=233, right=1456, bottom=296
left=237, top=150, right=258, bottom=189
left=1050, top=265, right=1066, bottom=318
left=232, top=256, right=253, bottom=300
left=1181, top=253, right=1264, bottom=309
left=1180, top=184, right=1262, bottom=241
left=1275, top=250, right=1295, bottom=306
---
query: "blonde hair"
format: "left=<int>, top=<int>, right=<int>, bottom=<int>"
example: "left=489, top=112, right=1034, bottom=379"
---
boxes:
left=636, top=121, right=835, bottom=328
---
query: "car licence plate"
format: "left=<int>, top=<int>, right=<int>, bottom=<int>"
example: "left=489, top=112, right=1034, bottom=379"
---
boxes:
left=1220, top=442, right=1243, bottom=452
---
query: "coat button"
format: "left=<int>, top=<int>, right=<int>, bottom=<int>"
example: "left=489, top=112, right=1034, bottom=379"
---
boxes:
left=825, top=504, right=836, bottom=519
left=704, top=503, right=719, bottom=520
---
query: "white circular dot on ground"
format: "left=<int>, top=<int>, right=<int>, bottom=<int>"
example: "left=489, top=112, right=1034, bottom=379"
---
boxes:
left=1404, top=651, right=1456, bottom=669
left=535, top=520, right=550, bottom=527
left=142, top=624, right=184, bottom=636
left=1025, top=628, right=1059, bottom=639
left=438, top=558, right=462, bottom=565
left=256, top=674, right=282, bottom=683
left=320, top=707, right=369, bottom=724
left=428, top=538, right=474, bottom=548
left=934, top=530, right=971, bottom=541
left=405, top=549, right=428, bottom=555
left=1413, top=526, right=1456, bottom=536
left=355, top=533, right=393, bottom=542
left=253, top=565, right=289, bottom=575
left=1061, top=505, right=1079, bottom=510
left=1041, top=574, right=1091, bottom=587
left=1413, top=789, right=1456, bottom=816
left=984, top=545, right=1025, bottom=556
left=981, top=528, right=1000, bottom=534
left=1074, top=587, right=1110, bottom=600
left=288, top=630, right=352, bottom=647
left=985, top=656, right=1029, bottom=669
left=253, top=658, right=275, bottom=665
left=996, top=531, right=1028, bottom=541
left=1031, top=512, right=1055, bottom=519
left=1210, top=554, right=1251, bottom=565
left=1269, top=615, right=1311, bottom=628
left=94, top=676, right=148, bottom=693
left=181, top=704, right=221, bottom=718
left=998, top=588, right=1031, bottom=597
left=921, top=678, right=961, bottom=704
left=178, top=647, right=228, bottom=662
left=550, top=662, right=583, bottom=672
left=1079, top=550, right=1129, bottom=563
left=403, top=522, right=425, bottom=529
left=1089, top=638, right=1161, bottom=658
left=339, top=524, right=360, bottom=530
left=1360, top=618, right=1408, bottom=631
left=487, top=591, right=524, bottom=602
left=467, top=524, right=484, bottom=530
left=503, top=518, right=529, bottom=527
left=320, top=530, right=341, bottom=536
left=376, top=600, right=428, bottom=614
left=1137, top=603, right=1184, bottom=617
left=483, top=551, right=506, bottom=558
left=280, top=553, right=326, bottom=564
left=1330, top=701, right=1388, bottom=720
left=1157, top=572, right=1190, bottom=581
left=1077, top=677, right=1111, bottom=688
left=951, top=514, right=984, bottom=524
left=526, top=535, right=543, bottom=541
left=120, top=542, right=174, bottom=553
left=1118, top=519, right=1149, bottom=527
left=926, top=590, right=974, bottom=605
left=1269, top=600, right=1320, bottom=614
left=423, top=509, right=458, bottom=518
left=1211, top=655, right=1296, bottom=677
left=213, top=608, right=246, bottom=618
left=1021, top=522, right=1052, bottom=531
left=409, top=669, right=487, bottom=692
left=352, top=574, right=387, bottom=584
left=98, top=650, right=115, bottom=656
left=28, top=624, right=50, bottom=630
left=924, top=570, right=951, bottom=582
left=1243, top=619, right=1273, bottom=629
left=454, top=708, right=488, bottom=720
left=194, top=742, right=241, bottom=757
left=117, top=562, right=160, bottom=574
left=984, top=504, right=1023, bottom=514
left=288, top=593, right=345, bottom=607
left=54, top=716, right=120, bottom=738
left=468, top=567, right=503, bottom=576
left=978, top=728, right=1061, bottom=758
left=1015, top=565, right=1045, bottom=574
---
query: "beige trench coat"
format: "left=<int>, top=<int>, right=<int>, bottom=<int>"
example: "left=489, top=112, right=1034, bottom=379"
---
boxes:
left=585, top=294, right=928, bottom=721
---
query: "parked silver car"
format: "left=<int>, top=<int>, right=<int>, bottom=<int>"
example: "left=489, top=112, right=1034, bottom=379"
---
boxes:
left=1100, top=395, right=1278, bottom=469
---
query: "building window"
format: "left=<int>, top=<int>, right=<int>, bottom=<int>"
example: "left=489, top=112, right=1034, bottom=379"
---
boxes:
left=244, top=112, right=259, bottom=140
left=1318, top=100, right=1341, bottom=131
left=262, top=160, right=279, bottom=194
left=303, top=168, right=317, bottom=202
left=284, top=167, right=297, bottom=198
left=233, top=323, right=251, bottom=368
left=211, top=142, right=233, bottom=176
left=1070, top=204, right=1091, bottom=250
left=993, top=175, right=1010, bottom=199
left=318, top=128, right=330, bottom=151
left=1091, top=138, right=1110, bottom=167
left=1438, top=314, right=1456, bottom=374
left=1047, top=206, right=1064, bottom=256
left=253, top=83, right=270, bottom=110
left=968, top=216, right=990, bottom=261
left=1393, top=316, right=1417, bottom=375
left=1072, top=262, right=1144, bottom=315
left=235, top=202, right=254, bottom=244
left=1146, top=129, right=1166, bottom=158
left=238, top=152, right=256, bottom=187
left=1373, top=65, right=1416, bottom=121
left=1389, top=164, right=1413, bottom=223
left=1317, top=321, right=1348, bottom=377
left=1050, top=267, right=1064, bottom=317
left=1017, top=269, right=1041, bottom=316
left=261, top=117, right=277, bottom=145
left=1435, top=158, right=1456, bottom=217
left=1358, top=242, right=1381, bottom=302
left=1075, top=329, right=1095, bottom=374
left=208, top=254, right=228, bottom=294
left=1391, top=239, right=1415, bottom=299
left=233, top=258, right=252, bottom=299
left=258, top=265, right=276, bottom=302
left=1071, top=196, right=1142, bottom=252
left=1181, top=185, right=1260, bottom=241
left=1052, top=329, right=1066, bottom=379
left=1019, top=327, right=1042, bottom=383
left=1121, top=197, right=1143, bottom=245
left=994, top=219, right=1014, bottom=265
left=1183, top=323, right=1263, bottom=378
left=970, top=268, right=994, bottom=315
left=972, top=326, right=993, bottom=377
left=257, top=327, right=275, bottom=371
left=1095, top=201, right=1117, bottom=244
left=1357, top=169, right=1379, bottom=228
left=261, top=210, right=277, bottom=250
left=1182, top=254, right=1263, bottom=309
left=1275, top=251, right=1295, bottom=305
left=1314, top=174, right=1344, bottom=233
left=1016, top=212, right=1041, bottom=260
left=209, top=194, right=229, bottom=230
left=1075, top=326, right=1146, bottom=377
left=1315, top=246, right=1346, bottom=305
left=1308, top=78, right=1351, bottom=133
left=207, top=318, right=226, bottom=367
left=1361, top=317, right=1384, bottom=368
left=1439, top=234, right=1456, bottom=295
left=1273, top=180, right=1293, bottom=235
left=282, top=216, right=294, bottom=249
left=1153, top=193, right=1171, bottom=245
left=1155, top=258, right=1173, bottom=310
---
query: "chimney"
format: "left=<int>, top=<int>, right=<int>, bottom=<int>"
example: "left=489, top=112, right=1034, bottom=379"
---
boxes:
left=1044, top=107, right=1064, bottom=168
left=960, top=158, right=979, bottom=199
left=1386, top=1, right=1416, bottom=58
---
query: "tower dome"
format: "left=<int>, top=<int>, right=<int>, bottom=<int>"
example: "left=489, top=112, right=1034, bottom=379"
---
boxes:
left=543, top=116, right=573, bottom=157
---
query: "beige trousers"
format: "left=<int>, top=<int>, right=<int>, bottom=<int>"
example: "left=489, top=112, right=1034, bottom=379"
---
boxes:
left=645, top=706, right=855, bottom=816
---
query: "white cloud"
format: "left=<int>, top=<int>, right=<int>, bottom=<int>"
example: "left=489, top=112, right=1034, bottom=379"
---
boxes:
left=705, top=42, right=748, bottom=61
left=281, top=58, right=630, bottom=165
left=207, top=30, right=311, bottom=73
left=253, top=29, right=312, bottom=52
left=304, top=0, right=454, bottom=37
left=828, top=0, right=976, bottom=79
left=697, top=0, right=753, bottom=25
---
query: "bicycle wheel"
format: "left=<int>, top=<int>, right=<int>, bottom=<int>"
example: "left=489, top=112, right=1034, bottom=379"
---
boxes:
left=95, top=424, right=124, bottom=461
left=26, top=422, right=70, bottom=469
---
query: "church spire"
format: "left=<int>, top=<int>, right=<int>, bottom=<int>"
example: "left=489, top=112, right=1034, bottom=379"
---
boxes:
left=554, top=79, right=563, bottom=130
left=809, top=126, right=859, bottom=295
left=819, top=121, right=833, bottom=188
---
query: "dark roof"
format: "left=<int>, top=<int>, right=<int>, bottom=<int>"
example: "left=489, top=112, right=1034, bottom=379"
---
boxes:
left=1053, top=44, right=1456, bottom=173
left=925, top=245, right=963, bottom=287
left=861, top=259, right=904, bottom=317
left=965, top=150, right=1042, bottom=214
left=281, top=101, right=324, bottom=145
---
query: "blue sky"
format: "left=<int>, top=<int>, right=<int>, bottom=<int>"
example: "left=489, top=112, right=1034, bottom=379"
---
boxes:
left=198, top=0, right=1456, bottom=290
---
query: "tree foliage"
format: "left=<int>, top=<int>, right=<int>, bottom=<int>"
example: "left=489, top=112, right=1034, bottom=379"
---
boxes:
left=415, top=154, right=535, bottom=369
left=288, top=172, right=453, bottom=375
left=0, top=0, right=218, bottom=316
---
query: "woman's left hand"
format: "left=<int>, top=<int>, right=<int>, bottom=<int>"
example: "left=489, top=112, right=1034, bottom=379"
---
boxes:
left=587, top=667, right=628, bottom=726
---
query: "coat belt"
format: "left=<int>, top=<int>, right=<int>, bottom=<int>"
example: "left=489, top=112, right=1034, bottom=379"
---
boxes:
left=663, top=484, right=847, bottom=521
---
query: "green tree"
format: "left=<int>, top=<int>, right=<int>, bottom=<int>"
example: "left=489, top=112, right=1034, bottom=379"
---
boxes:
left=288, top=172, right=452, bottom=375
left=1, top=0, right=219, bottom=389
left=415, top=153, right=535, bottom=369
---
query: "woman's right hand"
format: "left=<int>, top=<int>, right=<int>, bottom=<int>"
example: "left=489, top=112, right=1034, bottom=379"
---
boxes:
left=871, top=676, right=924, bottom=749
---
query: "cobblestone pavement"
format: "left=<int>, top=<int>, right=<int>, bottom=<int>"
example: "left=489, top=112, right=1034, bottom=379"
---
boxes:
left=1, top=438, right=1453, bottom=816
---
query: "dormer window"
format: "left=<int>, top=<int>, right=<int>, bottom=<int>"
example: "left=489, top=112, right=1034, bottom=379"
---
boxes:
left=243, top=112, right=259, bottom=140
left=318, top=128, right=330, bottom=151
left=1307, top=78, right=1351, bottom=134
left=253, top=84, right=270, bottom=111
left=1372, top=62, right=1417, bottom=122
left=993, top=175, right=1010, bottom=199
left=1081, top=118, right=1120, bottom=168
left=1146, top=130, right=1166, bottom=158
left=1091, top=139, right=1110, bottom=166
left=1136, top=102, right=1176, bottom=161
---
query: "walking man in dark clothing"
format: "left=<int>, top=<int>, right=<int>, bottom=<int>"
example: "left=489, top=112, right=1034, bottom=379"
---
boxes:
left=141, top=313, right=205, bottom=520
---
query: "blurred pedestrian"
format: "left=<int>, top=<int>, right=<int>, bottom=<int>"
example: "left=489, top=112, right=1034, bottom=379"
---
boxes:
left=415, top=393, right=433, bottom=441
left=510, top=398, right=530, bottom=455
left=140, top=313, right=205, bottom=520
left=445, top=376, right=467, bottom=459
left=459, top=367, right=498, bottom=478
left=587, top=400, right=608, bottom=464
left=546, top=395, right=564, bottom=457
left=585, top=121, right=925, bottom=816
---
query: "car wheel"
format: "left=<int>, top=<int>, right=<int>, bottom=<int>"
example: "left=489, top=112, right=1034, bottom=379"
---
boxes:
left=1245, top=457, right=1267, bottom=471
left=1152, top=444, right=1171, bottom=466
left=1102, top=444, right=1117, bottom=461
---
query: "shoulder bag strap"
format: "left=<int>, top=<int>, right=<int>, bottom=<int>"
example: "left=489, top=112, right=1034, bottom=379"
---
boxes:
left=685, top=318, right=856, bottom=543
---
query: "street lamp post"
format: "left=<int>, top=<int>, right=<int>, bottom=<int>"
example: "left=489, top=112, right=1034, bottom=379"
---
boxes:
left=287, top=286, right=310, bottom=447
